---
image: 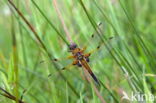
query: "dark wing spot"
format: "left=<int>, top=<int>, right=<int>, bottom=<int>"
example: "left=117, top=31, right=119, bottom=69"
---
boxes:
left=39, top=60, right=44, bottom=64
left=88, top=53, right=91, bottom=56
left=91, top=34, right=94, bottom=38
left=109, top=37, right=114, bottom=40
left=61, top=67, right=66, bottom=70
left=97, top=45, right=100, bottom=49
left=53, top=58, right=58, bottom=61
left=98, top=22, right=102, bottom=26
left=48, top=74, right=52, bottom=77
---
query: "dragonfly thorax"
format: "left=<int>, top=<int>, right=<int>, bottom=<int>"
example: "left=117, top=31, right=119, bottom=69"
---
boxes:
left=71, top=48, right=84, bottom=60
left=75, top=52, right=84, bottom=60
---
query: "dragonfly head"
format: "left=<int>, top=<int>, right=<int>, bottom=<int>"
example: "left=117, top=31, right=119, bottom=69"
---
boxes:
left=69, top=43, right=77, bottom=50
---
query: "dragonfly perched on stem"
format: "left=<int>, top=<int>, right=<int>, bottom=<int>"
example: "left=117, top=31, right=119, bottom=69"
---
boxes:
left=41, top=22, right=116, bottom=85
left=62, top=43, right=102, bottom=85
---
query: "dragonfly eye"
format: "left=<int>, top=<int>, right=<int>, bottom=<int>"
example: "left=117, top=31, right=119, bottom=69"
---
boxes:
left=69, top=43, right=77, bottom=50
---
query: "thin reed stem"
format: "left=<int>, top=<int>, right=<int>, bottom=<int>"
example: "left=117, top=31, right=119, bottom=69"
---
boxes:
left=53, top=0, right=73, bottom=43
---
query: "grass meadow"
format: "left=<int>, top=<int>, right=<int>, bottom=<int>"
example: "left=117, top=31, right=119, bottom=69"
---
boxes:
left=0, top=0, right=156, bottom=103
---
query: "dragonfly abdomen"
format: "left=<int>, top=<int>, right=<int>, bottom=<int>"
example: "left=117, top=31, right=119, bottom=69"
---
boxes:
left=90, top=72, right=100, bottom=85
left=80, top=59, right=100, bottom=85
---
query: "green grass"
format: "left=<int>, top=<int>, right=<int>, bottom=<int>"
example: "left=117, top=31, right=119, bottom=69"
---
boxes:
left=0, top=0, right=156, bottom=103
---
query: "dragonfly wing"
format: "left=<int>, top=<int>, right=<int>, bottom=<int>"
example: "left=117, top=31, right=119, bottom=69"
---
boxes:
left=40, top=55, right=74, bottom=70
left=77, top=22, right=104, bottom=49
left=89, top=36, right=121, bottom=63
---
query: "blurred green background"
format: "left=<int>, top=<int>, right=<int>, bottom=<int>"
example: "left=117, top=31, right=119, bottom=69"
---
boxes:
left=0, top=0, right=156, bottom=103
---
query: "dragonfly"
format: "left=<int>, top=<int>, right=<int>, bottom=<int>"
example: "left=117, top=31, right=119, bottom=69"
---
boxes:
left=56, top=42, right=101, bottom=85
left=41, top=22, right=116, bottom=85
left=52, top=38, right=114, bottom=85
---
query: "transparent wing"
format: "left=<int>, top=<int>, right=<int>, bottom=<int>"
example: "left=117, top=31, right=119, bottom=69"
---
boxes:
left=77, top=22, right=104, bottom=50
left=39, top=55, right=75, bottom=70
left=74, top=22, right=120, bottom=64
left=89, top=36, right=120, bottom=64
